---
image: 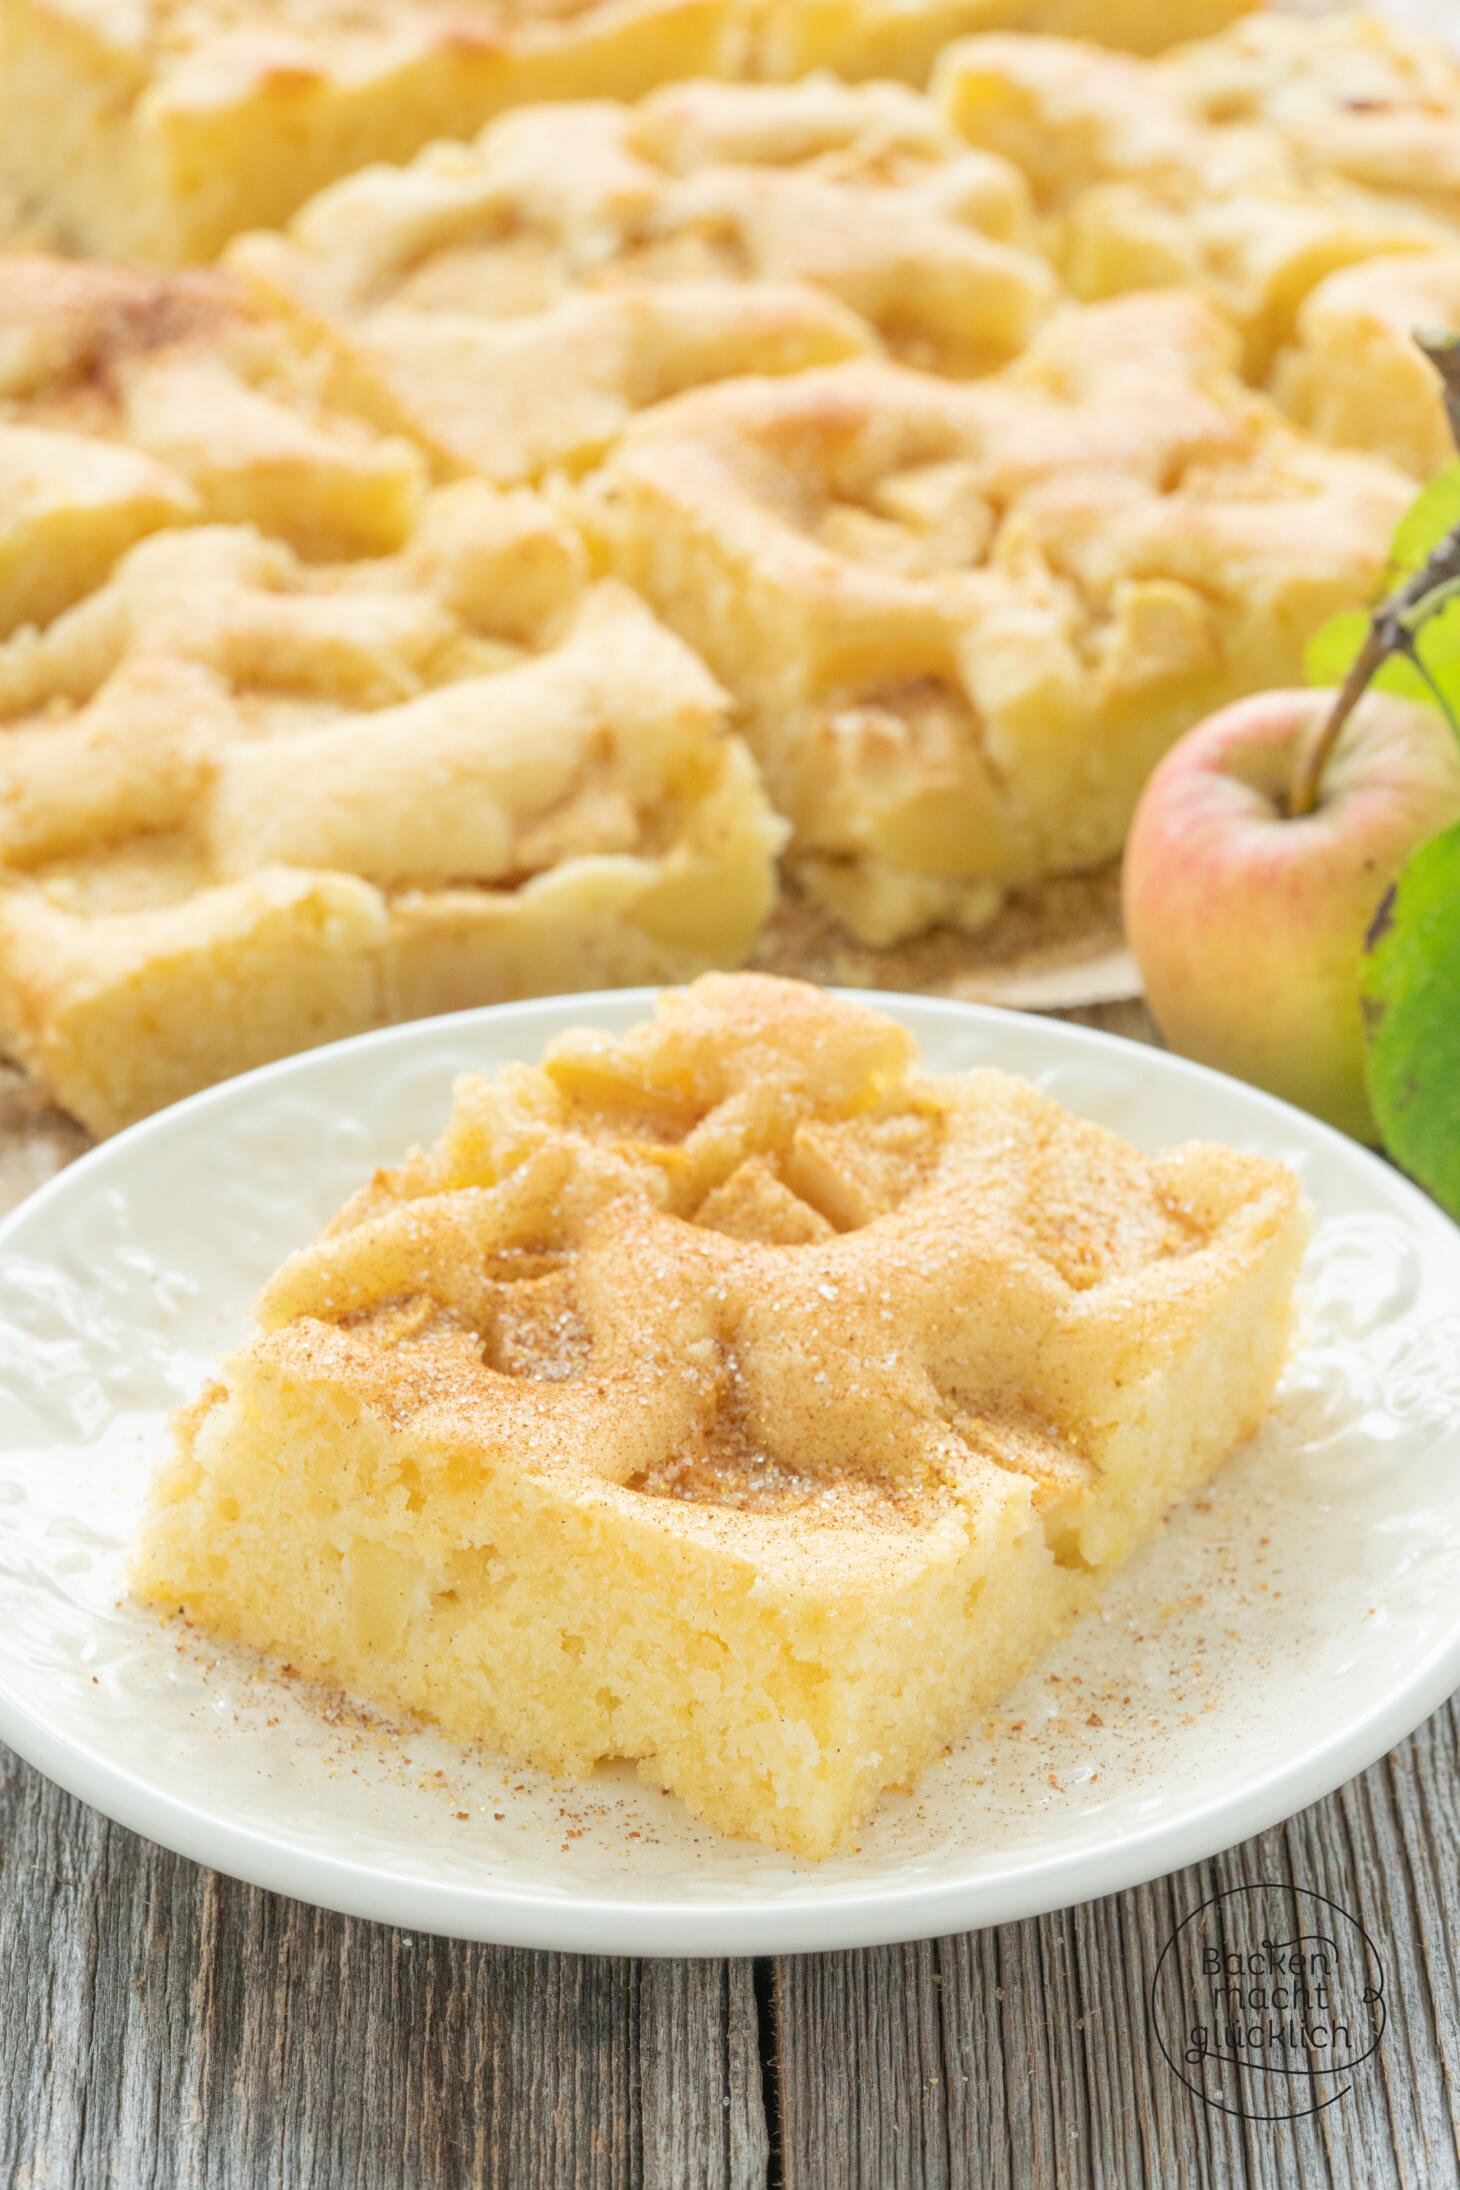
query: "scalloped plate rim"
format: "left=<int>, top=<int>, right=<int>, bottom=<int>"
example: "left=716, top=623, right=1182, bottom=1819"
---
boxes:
left=0, top=989, right=1457, bottom=1956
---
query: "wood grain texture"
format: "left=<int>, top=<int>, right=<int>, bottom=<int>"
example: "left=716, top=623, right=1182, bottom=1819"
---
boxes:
left=770, top=1703, right=1460, bottom=2188
left=0, top=1062, right=87, bottom=1220
left=0, top=1746, right=768, bottom=2190
left=0, top=1005, right=1455, bottom=2188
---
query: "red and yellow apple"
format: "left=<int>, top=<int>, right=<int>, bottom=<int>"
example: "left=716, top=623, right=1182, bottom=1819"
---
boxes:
left=1123, top=687, right=1460, bottom=1140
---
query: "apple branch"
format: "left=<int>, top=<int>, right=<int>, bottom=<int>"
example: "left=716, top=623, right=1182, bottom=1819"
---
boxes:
left=1291, top=327, right=1460, bottom=818
left=1417, top=326, right=1460, bottom=453
left=1290, top=526, right=1460, bottom=814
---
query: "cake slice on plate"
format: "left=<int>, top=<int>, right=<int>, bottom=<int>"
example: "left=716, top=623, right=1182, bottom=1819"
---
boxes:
left=133, top=974, right=1306, bottom=1856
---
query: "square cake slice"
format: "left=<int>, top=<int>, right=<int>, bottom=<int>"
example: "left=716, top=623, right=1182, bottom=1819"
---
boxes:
left=745, top=0, right=1252, bottom=84
left=582, top=290, right=1407, bottom=946
left=934, top=15, right=1460, bottom=390
left=0, top=0, right=736, bottom=265
left=0, top=484, right=783, bottom=1134
left=230, top=77, right=1053, bottom=485
left=133, top=974, right=1306, bottom=1856
left=0, top=254, right=426, bottom=638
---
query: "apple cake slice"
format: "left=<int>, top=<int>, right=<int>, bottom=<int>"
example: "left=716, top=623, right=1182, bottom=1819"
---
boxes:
left=0, top=0, right=1258, bottom=267
left=746, top=0, right=1252, bottom=85
left=0, top=484, right=783, bottom=1134
left=132, top=973, right=1306, bottom=1857
left=0, top=0, right=738, bottom=265
left=231, top=77, right=1053, bottom=484
left=0, top=254, right=426, bottom=638
left=934, top=14, right=1460, bottom=388
left=582, top=290, right=1408, bottom=945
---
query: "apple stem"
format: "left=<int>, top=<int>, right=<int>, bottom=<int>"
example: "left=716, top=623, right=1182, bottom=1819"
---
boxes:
left=1290, top=517, right=1460, bottom=818
left=1290, top=629, right=1387, bottom=819
left=1290, top=328, right=1460, bottom=819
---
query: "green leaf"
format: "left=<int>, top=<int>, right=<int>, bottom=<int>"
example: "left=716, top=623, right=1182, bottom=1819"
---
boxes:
left=1304, top=608, right=1369, bottom=690
left=1361, top=817, right=1460, bottom=1219
left=1389, top=462, right=1460, bottom=580
left=1305, top=600, right=1460, bottom=714
left=1305, top=464, right=1460, bottom=704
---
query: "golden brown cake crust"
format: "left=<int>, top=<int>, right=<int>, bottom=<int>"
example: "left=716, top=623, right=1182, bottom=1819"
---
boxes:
left=0, top=0, right=739, bottom=262
left=229, top=76, right=1055, bottom=483
left=0, top=0, right=1250, bottom=263
left=1272, top=249, right=1460, bottom=481
left=0, top=253, right=428, bottom=640
left=747, top=0, right=1253, bottom=83
left=0, top=255, right=244, bottom=402
left=249, top=968, right=1297, bottom=1542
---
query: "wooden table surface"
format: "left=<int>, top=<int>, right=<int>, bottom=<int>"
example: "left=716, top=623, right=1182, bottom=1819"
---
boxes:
left=0, top=1006, right=1456, bottom=2190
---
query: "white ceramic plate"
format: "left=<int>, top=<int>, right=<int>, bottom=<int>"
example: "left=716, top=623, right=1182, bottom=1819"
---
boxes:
left=1, top=991, right=1458, bottom=1956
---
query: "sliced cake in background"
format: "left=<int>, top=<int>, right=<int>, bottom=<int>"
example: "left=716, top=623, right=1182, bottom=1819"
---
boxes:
left=0, top=486, right=783, bottom=1133
left=582, top=291, right=1409, bottom=945
left=747, top=0, right=1253, bottom=85
left=0, top=0, right=1254, bottom=266
left=0, top=0, right=739, bottom=264
left=935, top=13, right=1460, bottom=394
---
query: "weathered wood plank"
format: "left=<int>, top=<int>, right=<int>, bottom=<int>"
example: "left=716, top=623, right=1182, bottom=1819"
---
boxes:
left=771, top=1703, right=1460, bottom=2190
left=0, top=1747, right=767, bottom=2190
left=0, top=1063, right=87, bottom=1221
